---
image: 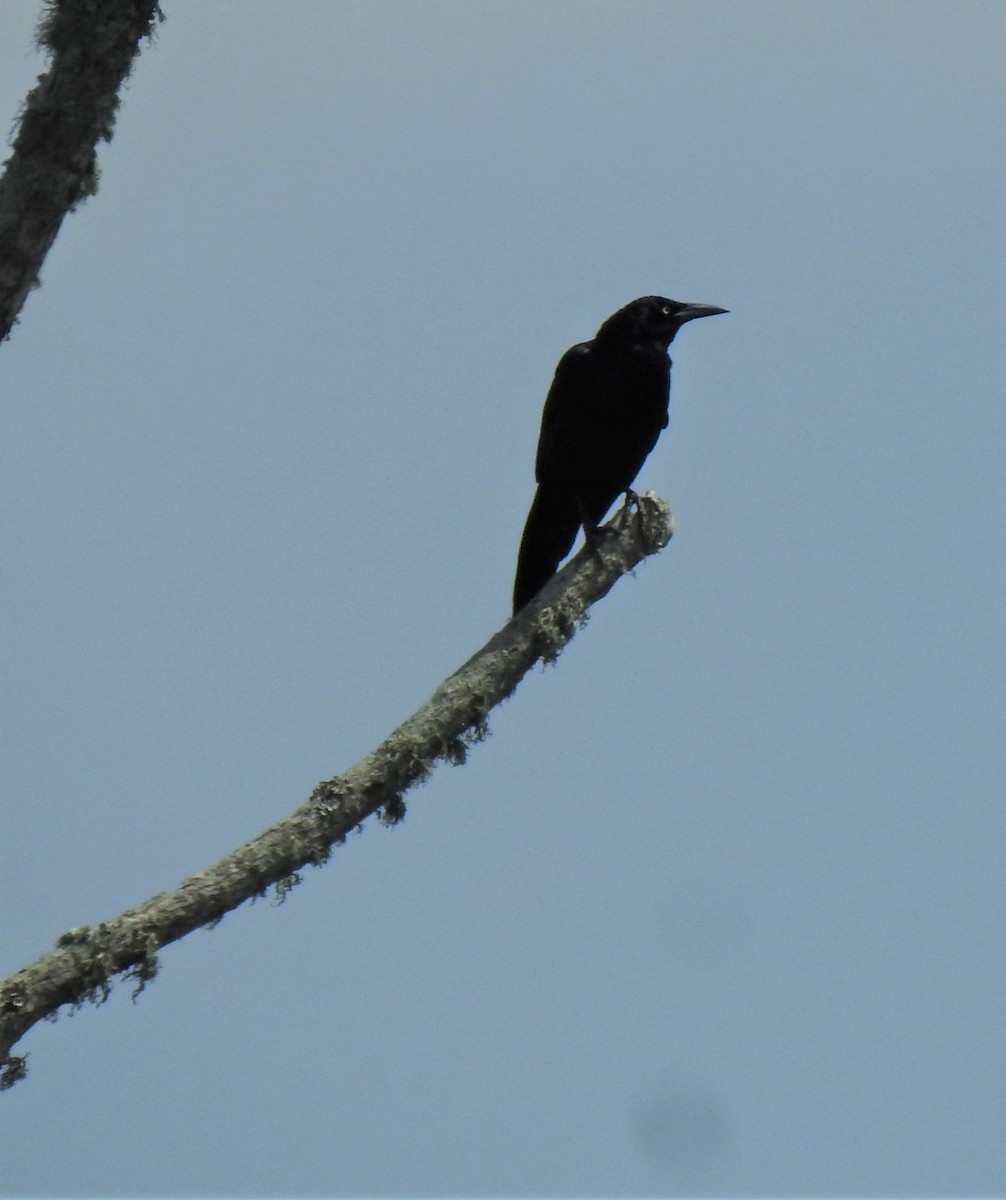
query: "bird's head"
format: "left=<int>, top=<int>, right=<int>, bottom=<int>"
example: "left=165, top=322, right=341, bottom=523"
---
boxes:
left=598, top=295, right=728, bottom=348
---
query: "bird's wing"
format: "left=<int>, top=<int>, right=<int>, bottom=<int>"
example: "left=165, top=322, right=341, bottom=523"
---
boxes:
left=534, top=342, right=594, bottom=484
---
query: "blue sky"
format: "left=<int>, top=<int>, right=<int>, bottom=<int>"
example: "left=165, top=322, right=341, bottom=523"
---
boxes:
left=1, top=2, right=1003, bottom=1196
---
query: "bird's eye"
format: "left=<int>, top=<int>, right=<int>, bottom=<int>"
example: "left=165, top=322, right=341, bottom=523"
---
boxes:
left=660, top=305, right=672, bottom=315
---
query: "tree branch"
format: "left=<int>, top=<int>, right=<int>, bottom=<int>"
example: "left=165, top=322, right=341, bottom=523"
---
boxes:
left=0, top=0, right=161, bottom=343
left=0, top=493, right=673, bottom=1090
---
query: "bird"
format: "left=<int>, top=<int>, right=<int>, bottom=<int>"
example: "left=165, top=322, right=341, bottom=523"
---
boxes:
left=512, top=295, right=727, bottom=613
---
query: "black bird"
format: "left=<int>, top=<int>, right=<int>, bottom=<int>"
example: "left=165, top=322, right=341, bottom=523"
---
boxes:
left=512, top=295, right=727, bottom=613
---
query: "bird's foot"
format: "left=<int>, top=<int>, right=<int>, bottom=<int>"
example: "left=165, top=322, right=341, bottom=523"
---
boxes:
left=583, top=519, right=604, bottom=555
left=575, top=496, right=604, bottom=555
left=612, top=489, right=641, bottom=533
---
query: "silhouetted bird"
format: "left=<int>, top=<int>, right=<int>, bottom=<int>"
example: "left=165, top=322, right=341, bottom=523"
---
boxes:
left=512, top=295, right=727, bottom=613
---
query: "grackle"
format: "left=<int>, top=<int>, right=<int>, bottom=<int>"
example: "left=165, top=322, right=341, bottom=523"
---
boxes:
left=512, top=295, right=727, bottom=613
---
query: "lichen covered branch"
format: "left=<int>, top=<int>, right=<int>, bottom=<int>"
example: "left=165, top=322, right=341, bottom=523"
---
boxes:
left=0, top=0, right=162, bottom=342
left=0, top=493, right=672, bottom=1089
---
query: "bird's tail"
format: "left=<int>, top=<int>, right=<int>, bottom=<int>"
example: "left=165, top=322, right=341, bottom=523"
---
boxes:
left=512, top=483, right=581, bottom=613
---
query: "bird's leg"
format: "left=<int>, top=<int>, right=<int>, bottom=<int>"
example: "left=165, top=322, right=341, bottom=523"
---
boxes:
left=613, top=487, right=641, bottom=532
left=576, top=496, right=605, bottom=555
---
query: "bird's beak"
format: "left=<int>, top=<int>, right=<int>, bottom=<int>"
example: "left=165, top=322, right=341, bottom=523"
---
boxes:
left=678, top=303, right=729, bottom=323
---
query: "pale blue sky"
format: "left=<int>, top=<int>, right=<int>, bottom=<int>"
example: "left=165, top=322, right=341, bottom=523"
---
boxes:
left=2, top=2, right=1003, bottom=1196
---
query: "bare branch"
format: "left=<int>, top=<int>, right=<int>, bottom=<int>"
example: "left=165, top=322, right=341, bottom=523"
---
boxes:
left=0, top=0, right=161, bottom=343
left=0, top=493, right=672, bottom=1090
